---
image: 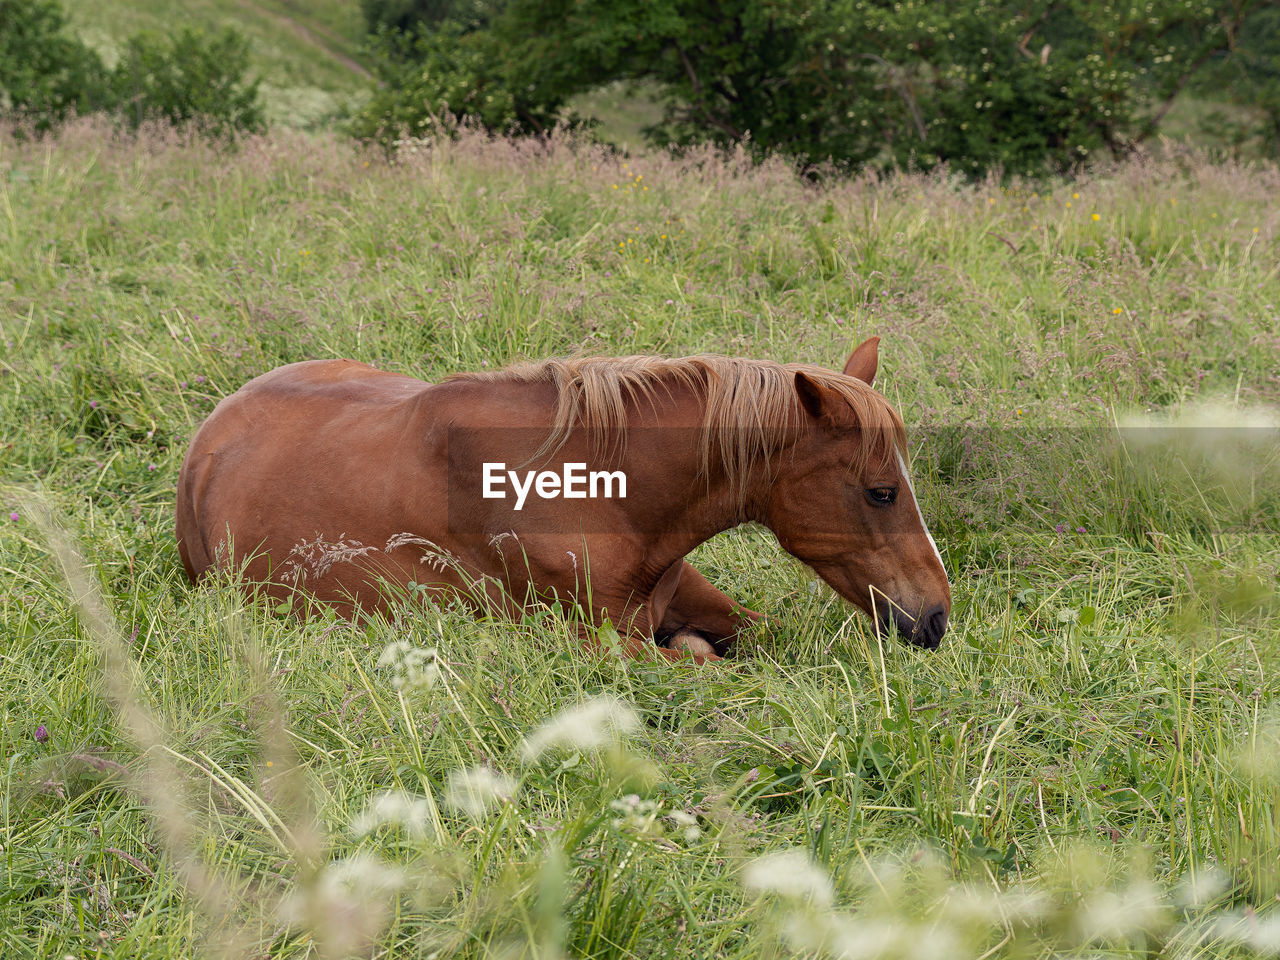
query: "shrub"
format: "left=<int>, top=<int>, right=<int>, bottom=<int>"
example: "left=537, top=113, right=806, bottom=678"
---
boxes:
left=110, top=28, right=265, bottom=137
left=0, top=0, right=109, bottom=130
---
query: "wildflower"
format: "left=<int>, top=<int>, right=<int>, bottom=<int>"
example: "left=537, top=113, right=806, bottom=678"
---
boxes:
left=350, top=790, right=432, bottom=837
left=89, top=400, right=99, bottom=409
left=1065, top=202, right=1072, bottom=208
left=742, top=849, right=834, bottom=906
left=180, top=381, right=188, bottom=389
left=520, top=695, right=640, bottom=761
left=444, top=767, right=517, bottom=817
left=665, top=299, right=674, bottom=305
left=35, top=724, right=49, bottom=743
left=1055, top=523, right=1067, bottom=533
left=301, top=249, right=311, bottom=256
left=666, top=809, right=701, bottom=842
left=1072, top=192, right=1080, bottom=199
left=612, top=184, right=618, bottom=190
left=376, top=640, right=440, bottom=692
left=8, top=512, right=17, bottom=521
left=1113, top=307, right=1123, bottom=315
left=1076, top=526, right=1086, bottom=533
left=1075, top=882, right=1165, bottom=941
left=987, top=197, right=995, bottom=205
left=277, top=854, right=403, bottom=959
left=1091, top=213, right=1101, bottom=221
left=148, top=464, right=157, bottom=472
left=1016, top=408, right=1023, bottom=415
left=610, top=793, right=658, bottom=833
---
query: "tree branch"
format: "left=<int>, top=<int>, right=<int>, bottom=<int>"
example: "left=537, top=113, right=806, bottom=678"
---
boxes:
left=673, top=42, right=745, bottom=140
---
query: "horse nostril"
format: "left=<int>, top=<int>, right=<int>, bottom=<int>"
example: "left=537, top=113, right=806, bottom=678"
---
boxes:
left=923, top=605, right=948, bottom=647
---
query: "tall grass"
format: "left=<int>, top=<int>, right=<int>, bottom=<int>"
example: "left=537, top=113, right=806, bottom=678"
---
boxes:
left=1, top=119, right=1277, bottom=958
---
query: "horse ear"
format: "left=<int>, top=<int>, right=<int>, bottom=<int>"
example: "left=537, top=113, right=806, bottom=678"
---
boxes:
left=842, top=336, right=880, bottom=385
left=795, top=371, right=830, bottom=421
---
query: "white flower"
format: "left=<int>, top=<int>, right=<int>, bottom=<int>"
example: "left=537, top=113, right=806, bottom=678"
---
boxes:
left=609, top=793, right=659, bottom=833
left=444, top=767, right=517, bottom=818
left=277, top=854, right=404, bottom=959
left=666, top=809, right=702, bottom=842
left=1215, top=911, right=1280, bottom=951
left=1075, top=882, right=1164, bottom=942
left=376, top=640, right=440, bottom=691
left=520, top=696, right=640, bottom=761
left=742, top=849, right=834, bottom=907
left=349, top=790, right=432, bottom=838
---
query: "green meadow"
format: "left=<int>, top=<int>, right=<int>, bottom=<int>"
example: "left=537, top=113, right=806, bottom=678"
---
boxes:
left=1, top=120, right=1278, bottom=958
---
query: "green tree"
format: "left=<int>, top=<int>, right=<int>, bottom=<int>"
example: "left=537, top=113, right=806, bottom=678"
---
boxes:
left=0, top=0, right=109, bottom=130
left=111, top=28, right=265, bottom=137
left=354, top=0, right=1278, bottom=176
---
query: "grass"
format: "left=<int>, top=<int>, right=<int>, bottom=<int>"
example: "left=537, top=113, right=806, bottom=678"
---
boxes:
left=1, top=119, right=1278, bottom=958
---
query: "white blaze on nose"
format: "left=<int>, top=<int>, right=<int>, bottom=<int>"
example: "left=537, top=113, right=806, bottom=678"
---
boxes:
left=895, top=450, right=944, bottom=573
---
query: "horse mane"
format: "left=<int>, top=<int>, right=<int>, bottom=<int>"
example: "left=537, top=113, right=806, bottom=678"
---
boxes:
left=448, top=355, right=907, bottom=496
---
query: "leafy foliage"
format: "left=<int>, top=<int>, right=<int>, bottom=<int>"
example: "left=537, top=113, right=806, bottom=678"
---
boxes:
left=0, top=0, right=264, bottom=137
left=0, top=0, right=109, bottom=130
left=111, top=28, right=265, bottom=136
left=359, top=0, right=491, bottom=35
left=1188, top=5, right=1280, bottom=156
left=354, top=0, right=1278, bottom=176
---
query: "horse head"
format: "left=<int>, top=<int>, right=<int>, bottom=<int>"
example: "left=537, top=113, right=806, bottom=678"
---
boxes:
left=765, top=338, right=951, bottom=648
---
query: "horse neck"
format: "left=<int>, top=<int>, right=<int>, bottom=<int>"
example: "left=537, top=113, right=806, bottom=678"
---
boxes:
left=617, top=380, right=782, bottom=554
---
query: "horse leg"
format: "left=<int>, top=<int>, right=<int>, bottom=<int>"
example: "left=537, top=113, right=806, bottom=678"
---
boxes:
left=658, top=561, right=762, bottom=654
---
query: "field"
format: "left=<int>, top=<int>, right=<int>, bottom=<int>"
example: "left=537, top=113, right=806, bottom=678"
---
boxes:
left=1, top=120, right=1279, bottom=958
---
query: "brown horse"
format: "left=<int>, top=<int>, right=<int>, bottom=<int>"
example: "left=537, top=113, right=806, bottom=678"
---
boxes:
left=175, top=338, right=950, bottom=662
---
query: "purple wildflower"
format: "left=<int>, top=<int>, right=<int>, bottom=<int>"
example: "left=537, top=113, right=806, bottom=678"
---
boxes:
left=1055, top=524, right=1066, bottom=533
left=8, top=511, right=18, bottom=521
left=35, top=724, right=48, bottom=743
left=148, top=464, right=157, bottom=472
left=1076, top=526, right=1086, bottom=534
left=89, top=400, right=99, bottom=409
left=194, top=375, right=205, bottom=384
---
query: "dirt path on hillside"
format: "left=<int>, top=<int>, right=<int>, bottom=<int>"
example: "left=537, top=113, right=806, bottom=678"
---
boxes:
left=238, top=0, right=372, bottom=79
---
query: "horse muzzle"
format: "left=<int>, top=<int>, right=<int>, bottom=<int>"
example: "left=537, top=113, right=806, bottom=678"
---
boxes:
left=881, top=603, right=949, bottom=649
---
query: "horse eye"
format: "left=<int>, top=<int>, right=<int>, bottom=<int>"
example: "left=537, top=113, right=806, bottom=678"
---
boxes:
left=866, top=487, right=897, bottom=506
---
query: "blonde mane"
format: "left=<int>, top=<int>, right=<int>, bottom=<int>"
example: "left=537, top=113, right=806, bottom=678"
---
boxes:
left=449, top=355, right=907, bottom=496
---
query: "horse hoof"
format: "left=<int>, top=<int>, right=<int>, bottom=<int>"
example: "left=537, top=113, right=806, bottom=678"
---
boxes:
left=667, top=629, right=717, bottom=657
